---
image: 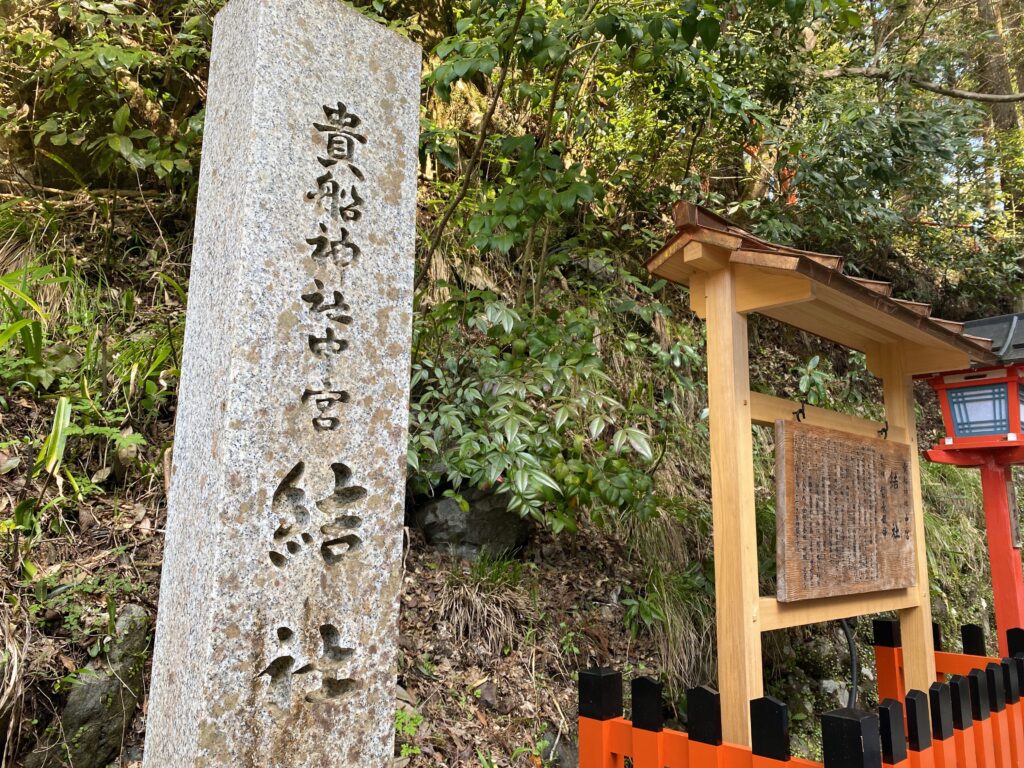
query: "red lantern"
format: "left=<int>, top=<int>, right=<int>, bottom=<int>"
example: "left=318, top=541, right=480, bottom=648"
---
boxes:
left=925, top=363, right=1024, bottom=656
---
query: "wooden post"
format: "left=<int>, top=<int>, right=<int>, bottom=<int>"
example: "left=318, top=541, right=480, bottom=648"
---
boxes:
left=962, top=625, right=987, bottom=657
left=579, top=668, right=625, bottom=768
left=631, top=677, right=664, bottom=768
left=979, top=462, right=1024, bottom=657
left=928, top=683, right=956, bottom=768
left=822, top=709, right=883, bottom=767
left=905, top=690, right=936, bottom=768
left=999, top=658, right=1024, bottom=766
left=874, top=619, right=907, bottom=705
left=871, top=345, right=937, bottom=697
left=949, top=675, right=980, bottom=768
left=983, top=664, right=1012, bottom=766
left=967, top=669, right=997, bottom=768
left=688, top=685, right=725, bottom=767
left=750, top=696, right=790, bottom=766
left=705, top=264, right=762, bottom=745
left=879, top=699, right=909, bottom=766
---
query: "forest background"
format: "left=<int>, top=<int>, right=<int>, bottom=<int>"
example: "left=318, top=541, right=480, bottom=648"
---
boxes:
left=2, top=0, right=1024, bottom=764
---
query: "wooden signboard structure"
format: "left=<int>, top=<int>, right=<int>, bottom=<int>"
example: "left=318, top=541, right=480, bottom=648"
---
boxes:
left=776, top=420, right=915, bottom=603
left=646, top=202, right=998, bottom=746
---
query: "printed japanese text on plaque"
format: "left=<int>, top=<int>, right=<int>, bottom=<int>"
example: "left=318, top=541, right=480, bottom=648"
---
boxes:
left=775, top=419, right=916, bottom=603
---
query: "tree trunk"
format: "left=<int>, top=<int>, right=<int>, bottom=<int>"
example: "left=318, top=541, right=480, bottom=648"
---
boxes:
left=1000, top=0, right=1024, bottom=104
left=978, top=0, right=1023, bottom=214
left=979, top=0, right=1020, bottom=130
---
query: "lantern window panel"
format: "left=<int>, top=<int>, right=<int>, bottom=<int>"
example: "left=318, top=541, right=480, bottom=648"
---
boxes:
left=948, top=383, right=1011, bottom=437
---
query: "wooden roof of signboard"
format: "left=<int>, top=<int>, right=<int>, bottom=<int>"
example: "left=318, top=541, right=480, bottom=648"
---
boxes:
left=646, top=202, right=999, bottom=374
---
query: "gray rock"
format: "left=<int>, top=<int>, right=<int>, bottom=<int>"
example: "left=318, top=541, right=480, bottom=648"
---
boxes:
left=819, top=678, right=850, bottom=709
left=141, top=1, right=420, bottom=766
left=477, top=680, right=498, bottom=710
left=23, top=605, right=150, bottom=768
left=541, top=726, right=578, bottom=768
left=413, top=490, right=528, bottom=558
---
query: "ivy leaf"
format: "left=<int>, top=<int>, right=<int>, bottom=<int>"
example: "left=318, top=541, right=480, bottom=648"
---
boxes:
left=555, top=406, right=570, bottom=430
left=784, top=0, right=807, bottom=22
left=106, top=134, right=133, bottom=157
left=678, top=14, right=698, bottom=45
left=612, top=429, right=628, bottom=453
left=533, top=470, right=561, bottom=494
left=626, top=429, right=653, bottom=461
left=595, top=14, right=619, bottom=38
left=697, top=17, right=720, bottom=49
left=113, top=103, right=130, bottom=134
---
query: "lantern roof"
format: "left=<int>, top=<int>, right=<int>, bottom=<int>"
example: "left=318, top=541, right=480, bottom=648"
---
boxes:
left=647, top=202, right=999, bottom=374
left=963, top=313, right=1024, bottom=363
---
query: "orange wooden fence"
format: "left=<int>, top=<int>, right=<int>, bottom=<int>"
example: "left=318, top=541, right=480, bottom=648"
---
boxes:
left=579, top=622, right=1024, bottom=768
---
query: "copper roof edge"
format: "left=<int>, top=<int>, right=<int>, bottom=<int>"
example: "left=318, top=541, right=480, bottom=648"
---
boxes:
left=650, top=201, right=998, bottom=363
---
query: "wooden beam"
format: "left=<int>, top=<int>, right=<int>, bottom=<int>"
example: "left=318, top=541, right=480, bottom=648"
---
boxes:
left=734, top=265, right=814, bottom=314
left=764, top=302, right=892, bottom=353
left=865, top=344, right=971, bottom=377
left=759, top=589, right=919, bottom=632
left=817, top=283, right=972, bottom=357
left=730, top=249, right=801, bottom=272
left=646, top=232, right=693, bottom=286
left=683, top=240, right=731, bottom=272
left=748, top=392, right=909, bottom=442
left=873, top=343, right=937, bottom=697
left=706, top=265, right=762, bottom=746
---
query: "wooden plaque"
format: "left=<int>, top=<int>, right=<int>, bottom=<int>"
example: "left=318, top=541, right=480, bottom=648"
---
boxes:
left=776, top=420, right=916, bottom=603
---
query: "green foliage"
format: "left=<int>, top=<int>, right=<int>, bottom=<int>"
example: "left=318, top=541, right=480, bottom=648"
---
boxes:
left=5, top=0, right=1024, bottom=760
left=28, top=568, right=143, bottom=654
left=2, top=0, right=216, bottom=188
left=464, top=552, right=525, bottom=591
left=621, top=586, right=666, bottom=638
left=394, top=709, right=423, bottom=757
left=796, top=355, right=828, bottom=406
left=410, top=288, right=668, bottom=532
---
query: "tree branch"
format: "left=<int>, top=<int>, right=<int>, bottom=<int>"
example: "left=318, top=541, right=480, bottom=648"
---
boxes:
left=416, top=0, right=529, bottom=292
left=821, top=66, right=1024, bottom=103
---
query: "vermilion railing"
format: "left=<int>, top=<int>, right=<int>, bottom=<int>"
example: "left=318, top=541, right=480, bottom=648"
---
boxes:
left=578, top=622, right=1024, bottom=768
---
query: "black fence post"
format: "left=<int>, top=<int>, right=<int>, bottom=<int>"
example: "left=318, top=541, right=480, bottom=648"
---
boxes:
left=579, top=667, right=623, bottom=721
left=822, top=709, right=882, bottom=768
left=1014, top=654, right=1024, bottom=699
left=750, top=696, right=789, bottom=762
left=928, top=682, right=954, bottom=743
left=962, top=624, right=987, bottom=656
left=878, top=699, right=907, bottom=765
left=933, top=622, right=943, bottom=652
left=1007, top=627, right=1024, bottom=657
left=968, top=668, right=991, bottom=723
left=1002, top=657, right=1021, bottom=706
left=905, top=690, right=931, bottom=753
left=985, top=663, right=1007, bottom=717
left=949, top=675, right=973, bottom=731
left=686, top=685, right=722, bottom=746
left=873, top=618, right=902, bottom=648
left=631, top=676, right=663, bottom=732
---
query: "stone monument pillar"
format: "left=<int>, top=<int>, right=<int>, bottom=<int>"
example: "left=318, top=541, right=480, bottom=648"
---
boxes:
left=142, top=0, right=419, bottom=764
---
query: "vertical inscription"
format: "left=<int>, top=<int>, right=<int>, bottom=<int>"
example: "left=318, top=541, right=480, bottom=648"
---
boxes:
left=257, top=102, right=370, bottom=708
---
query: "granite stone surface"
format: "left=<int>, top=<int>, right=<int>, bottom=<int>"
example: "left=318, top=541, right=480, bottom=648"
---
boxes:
left=141, top=1, right=419, bottom=764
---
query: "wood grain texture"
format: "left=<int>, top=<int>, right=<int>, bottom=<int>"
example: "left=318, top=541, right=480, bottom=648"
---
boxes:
left=775, top=419, right=916, bottom=603
left=749, top=392, right=898, bottom=441
left=870, top=343, right=937, bottom=702
left=705, top=266, right=762, bottom=746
